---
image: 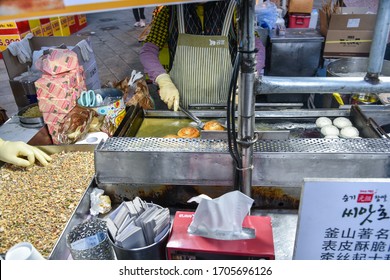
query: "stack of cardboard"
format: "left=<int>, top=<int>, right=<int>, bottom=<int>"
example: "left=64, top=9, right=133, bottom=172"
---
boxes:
left=320, top=7, right=377, bottom=58
left=34, top=48, right=86, bottom=143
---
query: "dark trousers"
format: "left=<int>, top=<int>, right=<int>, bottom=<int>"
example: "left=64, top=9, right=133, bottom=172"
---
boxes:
left=133, top=8, right=145, bottom=21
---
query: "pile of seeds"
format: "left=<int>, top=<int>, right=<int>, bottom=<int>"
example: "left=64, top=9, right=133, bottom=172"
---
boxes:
left=0, top=151, right=95, bottom=258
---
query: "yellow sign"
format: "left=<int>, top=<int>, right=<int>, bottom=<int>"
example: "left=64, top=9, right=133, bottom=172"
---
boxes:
left=0, top=22, right=17, bottom=29
left=0, top=34, right=21, bottom=52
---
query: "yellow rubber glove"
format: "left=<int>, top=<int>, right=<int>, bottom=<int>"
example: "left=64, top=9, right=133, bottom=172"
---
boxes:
left=0, top=138, right=52, bottom=167
left=156, top=73, right=180, bottom=111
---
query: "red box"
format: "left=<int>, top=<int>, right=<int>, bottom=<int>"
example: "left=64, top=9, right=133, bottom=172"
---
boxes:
left=75, top=14, right=87, bottom=31
left=166, top=211, right=275, bottom=260
left=67, top=16, right=78, bottom=34
left=0, top=20, right=30, bottom=35
left=289, top=13, right=311, bottom=28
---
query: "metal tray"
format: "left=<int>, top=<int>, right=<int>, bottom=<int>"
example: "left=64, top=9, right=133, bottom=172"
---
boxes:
left=17, top=103, right=44, bottom=128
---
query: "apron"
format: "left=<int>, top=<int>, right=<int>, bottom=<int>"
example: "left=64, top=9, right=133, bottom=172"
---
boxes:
left=169, top=1, right=236, bottom=108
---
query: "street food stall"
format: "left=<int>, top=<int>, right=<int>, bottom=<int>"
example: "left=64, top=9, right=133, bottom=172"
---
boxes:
left=1, top=0, right=390, bottom=261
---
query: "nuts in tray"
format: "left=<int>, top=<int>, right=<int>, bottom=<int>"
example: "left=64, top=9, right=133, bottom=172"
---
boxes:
left=0, top=151, right=95, bottom=258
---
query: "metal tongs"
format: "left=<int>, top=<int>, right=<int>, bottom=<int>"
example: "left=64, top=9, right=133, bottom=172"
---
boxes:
left=178, top=104, right=205, bottom=129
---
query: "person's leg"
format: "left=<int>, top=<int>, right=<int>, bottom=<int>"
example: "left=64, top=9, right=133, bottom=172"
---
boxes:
left=139, top=8, right=145, bottom=20
left=139, top=8, right=146, bottom=27
left=385, top=43, right=390, bottom=61
left=133, top=9, right=140, bottom=22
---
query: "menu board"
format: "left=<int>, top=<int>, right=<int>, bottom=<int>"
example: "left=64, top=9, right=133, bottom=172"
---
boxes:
left=0, top=0, right=202, bottom=21
left=294, top=178, right=390, bottom=260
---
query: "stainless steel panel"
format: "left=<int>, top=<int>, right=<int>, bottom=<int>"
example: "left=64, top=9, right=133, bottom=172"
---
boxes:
left=95, top=138, right=233, bottom=186
left=252, top=152, right=389, bottom=187
left=95, top=137, right=390, bottom=188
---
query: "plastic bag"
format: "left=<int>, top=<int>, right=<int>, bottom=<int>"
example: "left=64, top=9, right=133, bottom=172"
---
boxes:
left=57, top=106, right=96, bottom=144
left=90, top=188, right=112, bottom=216
left=255, top=1, right=278, bottom=30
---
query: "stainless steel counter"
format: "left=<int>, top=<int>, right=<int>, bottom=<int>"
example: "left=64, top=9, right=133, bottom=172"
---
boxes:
left=50, top=177, right=299, bottom=260
left=0, top=115, right=40, bottom=142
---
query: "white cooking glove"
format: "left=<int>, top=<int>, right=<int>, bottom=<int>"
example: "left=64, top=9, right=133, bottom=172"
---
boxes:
left=7, top=33, right=33, bottom=63
left=0, top=138, right=52, bottom=167
left=128, top=69, right=144, bottom=88
left=155, top=73, right=179, bottom=111
left=76, top=39, right=93, bottom=62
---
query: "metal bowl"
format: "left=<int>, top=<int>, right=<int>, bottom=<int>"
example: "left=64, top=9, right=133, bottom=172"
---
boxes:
left=17, top=103, right=44, bottom=128
left=327, top=57, right=390, bottom=77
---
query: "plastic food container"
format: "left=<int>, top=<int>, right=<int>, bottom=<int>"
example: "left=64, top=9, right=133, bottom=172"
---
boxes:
left=289, top=13, right=311, bottom=28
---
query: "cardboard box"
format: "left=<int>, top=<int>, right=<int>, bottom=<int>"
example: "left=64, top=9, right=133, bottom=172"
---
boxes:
left=41, top=22, right=54, bottom=36
left=50, top=17, right=71, bottom=36
left=323, top=9, right=377, bottom=58
left=71, top=42, right=101, bottom=90
left=0, top=20, right=30, bottom=35
left=319, top=7, right=371, bottom=37
left=28, top=19, right=41, bottom=30
left=288, top=0, right=313, bottom=14
left=30, top=26, right=43, bottom=37
left=76, top=14, right=88, bottom=31
left=67, top=16, right=78, bottom=34
left=2, top=36, right=98, bottom=109
left=59, top=17, right=71, bottom=36
left=166, top=212, right=275, bottom=260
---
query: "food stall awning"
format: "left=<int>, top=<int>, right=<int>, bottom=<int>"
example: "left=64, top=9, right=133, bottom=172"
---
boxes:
left=0, top=0, right=208, bottom=22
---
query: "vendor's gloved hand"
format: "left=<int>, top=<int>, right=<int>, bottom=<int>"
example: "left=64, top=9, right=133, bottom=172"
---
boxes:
left=156, top=73, right=180, bottom=111
left=0, top=138, right=52, bottom=167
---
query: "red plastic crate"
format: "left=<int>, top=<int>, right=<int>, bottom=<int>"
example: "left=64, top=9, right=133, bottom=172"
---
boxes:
left=289, top=13, right=311, bottom=28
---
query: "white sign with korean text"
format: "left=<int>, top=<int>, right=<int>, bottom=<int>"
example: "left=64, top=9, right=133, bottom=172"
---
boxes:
left=294, top=178, right=390, bottom=260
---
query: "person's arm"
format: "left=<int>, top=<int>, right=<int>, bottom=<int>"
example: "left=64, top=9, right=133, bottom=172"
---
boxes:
left=140, top=6, right=179, bottom=111
left=139, top=42, right=166, bottom=82
left=0, top=138, right=52, bottom=167
left=140, top=6, right=171, bottom=82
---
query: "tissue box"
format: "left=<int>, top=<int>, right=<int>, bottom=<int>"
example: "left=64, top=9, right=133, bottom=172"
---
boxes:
left=166, top=212, right=275, bottom=260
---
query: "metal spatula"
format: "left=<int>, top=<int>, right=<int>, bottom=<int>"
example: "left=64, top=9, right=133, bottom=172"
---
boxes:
left=178, top=104, right=205, bottom=129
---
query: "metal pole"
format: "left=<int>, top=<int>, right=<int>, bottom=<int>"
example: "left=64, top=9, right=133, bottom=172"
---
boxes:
left=257, top=76, right=390, bottom=94
left=366, top=0, right=390, bottom=81
left=238, top=0, right=256, bottom=197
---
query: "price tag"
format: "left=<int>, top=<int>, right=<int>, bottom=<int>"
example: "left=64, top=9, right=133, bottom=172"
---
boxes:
left=0, top=34, right=21, bottom=52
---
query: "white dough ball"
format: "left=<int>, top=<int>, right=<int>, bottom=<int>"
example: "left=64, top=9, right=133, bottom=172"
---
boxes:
left=321, top=125, right=340, bottom=136
left=333, top=117, right=353, bottom=129
left=340, top=126, right=359, bottom=138
left=324, top=135, right=339, bottom=139
left=316, top=117, right=332, bottom=128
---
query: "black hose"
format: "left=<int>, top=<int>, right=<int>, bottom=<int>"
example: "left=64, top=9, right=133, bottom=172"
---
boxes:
left=227, top=51, right=242, bottom=190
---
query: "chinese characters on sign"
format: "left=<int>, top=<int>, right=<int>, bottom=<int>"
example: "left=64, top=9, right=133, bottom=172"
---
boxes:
left=294, top=179, right=390, bottom=260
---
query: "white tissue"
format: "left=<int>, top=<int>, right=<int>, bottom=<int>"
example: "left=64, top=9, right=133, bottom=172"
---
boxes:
left=75, top=132, right=109, bottom=144
left=187, top=190, right=255, bottom=240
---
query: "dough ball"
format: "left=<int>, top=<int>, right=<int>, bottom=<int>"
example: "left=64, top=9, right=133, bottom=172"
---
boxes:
left=340, top=126, right=359, bottom=138
left=203, top=120, right=225, bottom=131
left=177, top=127, right=200, bottom=138
left=333, top=117, right=352, bottom=129
left=316, top=117, right=332, bottom=128
left=321, top=125, right=339, bottom=137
